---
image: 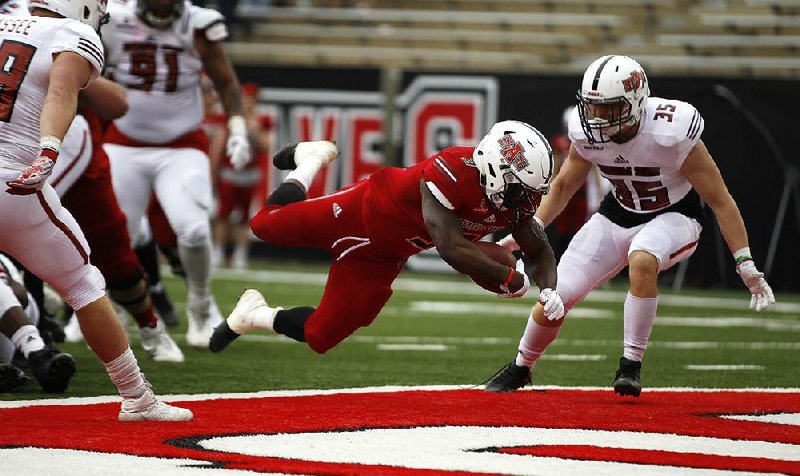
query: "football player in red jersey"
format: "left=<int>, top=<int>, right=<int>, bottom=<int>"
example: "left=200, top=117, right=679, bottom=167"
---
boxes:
left=209, top=120, right=565, bottom=356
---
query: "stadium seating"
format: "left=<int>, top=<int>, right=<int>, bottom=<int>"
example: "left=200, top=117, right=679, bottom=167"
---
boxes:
left=227, top=0, right=798, bottom=77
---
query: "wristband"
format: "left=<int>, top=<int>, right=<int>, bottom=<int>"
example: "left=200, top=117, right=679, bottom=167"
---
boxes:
left=502, top=266, right=515, bottom=287
left=533, top=215, right=545, bottom=229
left=228, top=115, right=247, bottom=137
left=733, top=246, right=752, bottom=265
left=40, top=135, right=61, bottom=151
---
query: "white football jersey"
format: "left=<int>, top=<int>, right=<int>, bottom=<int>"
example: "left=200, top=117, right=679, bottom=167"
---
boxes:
left=568, top=96, right=704, bottom=214
left=103, top=0, right=228, bottom=144
left=0, top=14, right=104, bottom=174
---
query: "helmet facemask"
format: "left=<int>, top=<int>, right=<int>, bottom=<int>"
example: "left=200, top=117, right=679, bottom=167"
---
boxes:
left=577, top=55, right=649, bottom=144
left=137, top=0, right=184, bottom=29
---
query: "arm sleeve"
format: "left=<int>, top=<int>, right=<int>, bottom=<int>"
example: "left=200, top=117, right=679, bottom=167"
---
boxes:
left=51, top=21, right=104, bottom=82
left=191, top=7, right=229, bottom=42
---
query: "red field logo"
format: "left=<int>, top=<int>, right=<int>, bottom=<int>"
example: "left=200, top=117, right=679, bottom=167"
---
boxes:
left=2, top=387, right=799, bottom=474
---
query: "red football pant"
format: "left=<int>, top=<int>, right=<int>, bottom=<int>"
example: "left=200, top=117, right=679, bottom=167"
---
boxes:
left=217, top=181, right=255, bottom=225
left=61, top=147, right=141, bottom=288
left=250, top=182, right=406, bottom=353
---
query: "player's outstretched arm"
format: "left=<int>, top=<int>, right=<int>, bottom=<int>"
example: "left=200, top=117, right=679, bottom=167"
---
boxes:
left=512, top=219, right=564, bottom=320
left=534, top=144, right=593, bottom=227
left=6, top=52, right=92, bottom=194
left=420, top=181, right=527, bottom=295
left=681, top=140, right=775, bottom=311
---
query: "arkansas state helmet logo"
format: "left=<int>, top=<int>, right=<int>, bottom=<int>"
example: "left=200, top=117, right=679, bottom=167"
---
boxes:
left=2, top=386, right=799, bottom=474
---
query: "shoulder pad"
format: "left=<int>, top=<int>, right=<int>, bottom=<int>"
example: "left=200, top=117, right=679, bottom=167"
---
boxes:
left=646, top=98, right=704, bottom=148
left=188, top=5, right=225, bottom=30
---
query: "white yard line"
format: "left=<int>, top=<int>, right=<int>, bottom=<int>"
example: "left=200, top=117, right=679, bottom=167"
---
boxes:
left=377, top=344, right=450, bottom=351
left=684, top=365, right=765, bottom=371
left=210, top=267, right=800, bottom=313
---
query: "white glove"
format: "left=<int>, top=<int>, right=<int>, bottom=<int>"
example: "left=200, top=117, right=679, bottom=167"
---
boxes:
left=226, top=115, right=252, bottom=170
left=736, top=259, right=775, bottom=312
left=538, top=288, right=565, bottom=321
left=498, top=259, right=530, bottom=299
left=6, top=136, right=59, bottom=195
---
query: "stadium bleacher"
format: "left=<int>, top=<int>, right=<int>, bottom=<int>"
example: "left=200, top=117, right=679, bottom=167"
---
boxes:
left=226, top=0, right=799, bottom=77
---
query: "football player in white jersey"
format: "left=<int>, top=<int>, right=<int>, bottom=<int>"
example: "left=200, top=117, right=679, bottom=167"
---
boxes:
left=101, top=0, right=251, bottom=348
left=0, top=0, right=191, bottom=420
left=485, top=55, right=775, bottom=397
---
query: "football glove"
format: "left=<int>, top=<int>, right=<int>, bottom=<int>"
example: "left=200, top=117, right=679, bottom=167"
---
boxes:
left=227, top=115, right=251, bottom=170
left=538, top=288, right=565, bottom=321
left=498, top=259, right=530, bottom=299
left=6, top=137, right=59, bottom=195
left=736, top=259, right=775, bottom=312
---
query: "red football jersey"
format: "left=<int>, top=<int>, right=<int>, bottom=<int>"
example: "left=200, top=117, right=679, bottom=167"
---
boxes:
left=365, top=146, right=511, bottom=258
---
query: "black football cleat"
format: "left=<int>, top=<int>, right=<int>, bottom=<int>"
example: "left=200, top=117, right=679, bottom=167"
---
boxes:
left=484, top=360, right=532, bottom=393
left=208, top=321, right=241, bottom=353
left=37, top=311, right=66, bottom=343
left=272, top=142, right=301, bottom=170
left=0, top=363, right=30, bottom=393
left=28, top=348, right=76, bottom=393
left=613, top=356, right=642, bottom=397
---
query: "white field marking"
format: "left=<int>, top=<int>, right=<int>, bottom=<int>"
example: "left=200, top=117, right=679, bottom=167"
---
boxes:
left=210, top=267, right=800, bottom=313
left=230, top=334, right=800, bottom=351
left=3, top=385, right=800, bottom=410
left=541, top=354, right=607, bottom=361
left=376, top=344, right=450, bottom=351
left=201, top=426, right=800, bottom=475
left=0, top=448, right=275, bottom=476
left=684, top=365, right=765, bottom=371
left=555, top=339, right=800, bottom=350
left=722, top=413, right=800, bottom=426
left=656, top=317, right=800, bottom=332
left=236, top=334, right=516, bottom=345
left=408, top=301, right=612, bottom=318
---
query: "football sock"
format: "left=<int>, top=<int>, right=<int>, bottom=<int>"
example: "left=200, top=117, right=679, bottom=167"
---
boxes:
left=273, top=307, right=314, bottom=342
left=515, top=314, right=561, bottom=368
left=104, top=347, right=147, bottom=399
left=623, top=292, right=658, bottom=362
left=266, top=182, right=305, bottom=206
left=178, top=242, right=211, bottom=298
left=284, top=160, right=323, bottom=193
left=11, top=325, right=46, bottom=359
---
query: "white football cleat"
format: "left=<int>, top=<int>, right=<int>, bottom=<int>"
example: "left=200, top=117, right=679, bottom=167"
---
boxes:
left=293, top=141, right=339, bottom=169
left=208, top=289, right=281, bottom=353
left=139, top=321, right=184, bottom=363
left=185, top=292, right=215, bottom=348
left=227, top=289, right=279, bottom=335
left=119, top=388, right=193, bottom=422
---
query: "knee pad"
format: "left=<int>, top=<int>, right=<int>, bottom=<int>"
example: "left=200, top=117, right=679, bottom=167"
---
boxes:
left=107, top=272, right=150, bottom=316
left=177, top=221, right=211, bottom=248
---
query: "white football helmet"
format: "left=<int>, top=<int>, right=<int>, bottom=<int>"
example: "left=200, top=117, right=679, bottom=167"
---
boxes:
left=137, top=0, right=185, bottom=29
left=577, top=55, right=649, bottom=144
left=28, top=0, right=109, bottom=31
left=473, top=120, right=554, bottom=225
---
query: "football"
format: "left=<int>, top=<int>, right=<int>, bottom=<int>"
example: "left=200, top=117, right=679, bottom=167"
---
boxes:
left=467, top=241, right=518, bottom=293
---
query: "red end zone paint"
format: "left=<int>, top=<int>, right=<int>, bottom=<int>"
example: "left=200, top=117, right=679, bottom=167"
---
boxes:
left=2, top=388, right=799, bottom=474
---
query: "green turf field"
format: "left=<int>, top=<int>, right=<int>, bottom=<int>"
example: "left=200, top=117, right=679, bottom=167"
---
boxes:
left=3, top=259, right=799, bottom=400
